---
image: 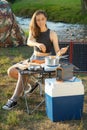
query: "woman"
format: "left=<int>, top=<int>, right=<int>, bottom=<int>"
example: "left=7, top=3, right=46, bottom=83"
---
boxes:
left=3, top=10, right=68, bottom=110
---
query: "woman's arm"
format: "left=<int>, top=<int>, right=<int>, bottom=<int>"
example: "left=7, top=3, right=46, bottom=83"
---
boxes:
left=50, top=31, right=68, bottom=56
left=27, top=31, right=46, bottom=52
left=58, top=46, right=69, bottom=56
left=27, top=31, right=37, bottom=47
left=50, top=30, right=60, bottom=54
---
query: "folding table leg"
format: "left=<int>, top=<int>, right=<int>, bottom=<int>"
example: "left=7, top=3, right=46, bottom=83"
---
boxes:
left=21, top=75, right=30, bottom=114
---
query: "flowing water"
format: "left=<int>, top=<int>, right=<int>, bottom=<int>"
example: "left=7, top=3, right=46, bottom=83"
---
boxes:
left=16, top=17, right=87, bottom=42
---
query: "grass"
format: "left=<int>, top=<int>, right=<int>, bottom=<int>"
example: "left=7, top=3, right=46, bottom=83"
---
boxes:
left=0, top=46, right=87, bottom=130
left=10, top=0, right=87, bottom=24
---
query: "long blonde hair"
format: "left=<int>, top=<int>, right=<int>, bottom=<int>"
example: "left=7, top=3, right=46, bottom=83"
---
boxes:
left=29, top=10, right=47, bottom=38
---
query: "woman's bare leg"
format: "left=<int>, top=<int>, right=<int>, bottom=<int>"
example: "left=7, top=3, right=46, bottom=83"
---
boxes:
left=7, top=63, right=37, bottom=101
left=10, top=73, right=24, bottom=101
left=7, top=64, right=25, bottom=101
left=7, top=65, right=18, bottom=79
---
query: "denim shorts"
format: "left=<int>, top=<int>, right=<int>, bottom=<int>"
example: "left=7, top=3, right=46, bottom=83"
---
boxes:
left=29, top=54, right=45, bottom=61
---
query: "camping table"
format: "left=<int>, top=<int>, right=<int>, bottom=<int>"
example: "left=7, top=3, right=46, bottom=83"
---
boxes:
left=17, top=67, right=56, bottom=114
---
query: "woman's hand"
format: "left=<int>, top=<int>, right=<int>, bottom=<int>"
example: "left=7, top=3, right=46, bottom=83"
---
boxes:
left=57, top=46, right=69, bottom=56
left=37, top=43, right=46, bottom=53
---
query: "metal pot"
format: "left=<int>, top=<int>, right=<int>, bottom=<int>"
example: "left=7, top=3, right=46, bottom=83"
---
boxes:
left=45, top=56, right=60, bottom=67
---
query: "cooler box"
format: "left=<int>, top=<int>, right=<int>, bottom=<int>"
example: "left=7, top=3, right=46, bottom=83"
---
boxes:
left=45, top=77, right=84, bottom=122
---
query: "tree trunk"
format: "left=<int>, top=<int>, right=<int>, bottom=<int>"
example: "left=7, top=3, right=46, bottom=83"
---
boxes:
left=81, top=0, right=87, bottom=13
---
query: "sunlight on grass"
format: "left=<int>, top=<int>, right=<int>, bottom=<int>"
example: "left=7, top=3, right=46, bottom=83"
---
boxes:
left=13, top=55, right=25, bottom=63
left=77, top=120, right=84, bottom=130
left=7, top=111, right=19, bottom=125
left=0, top=46, right=87, bottom=130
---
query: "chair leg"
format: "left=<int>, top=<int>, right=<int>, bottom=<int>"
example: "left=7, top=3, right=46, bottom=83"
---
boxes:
left=30, top=99, right=45, bottom=114
left=21, top=74, right=44, bottom=114
left=21, top=76, right=30, bottom=114
left=24, top=92, right=30, bottom=114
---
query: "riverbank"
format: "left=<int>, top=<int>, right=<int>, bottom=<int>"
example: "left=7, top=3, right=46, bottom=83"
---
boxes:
left=16, top=17, right=87, bottom=42
left=11, top=0, right=87, bottom=24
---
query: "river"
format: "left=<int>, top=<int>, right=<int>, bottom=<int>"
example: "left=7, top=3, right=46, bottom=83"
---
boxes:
left=16, top=17, right=87, bottom=42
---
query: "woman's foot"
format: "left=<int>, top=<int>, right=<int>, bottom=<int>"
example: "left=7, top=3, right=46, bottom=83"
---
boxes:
left=2, top=99, right=17, bottom=110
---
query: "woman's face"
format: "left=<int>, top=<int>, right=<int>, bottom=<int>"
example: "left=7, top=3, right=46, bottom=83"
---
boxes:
left=35, top=13, right=47, bottom=29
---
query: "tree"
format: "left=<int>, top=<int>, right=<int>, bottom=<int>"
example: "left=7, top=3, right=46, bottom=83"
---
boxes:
left=81, top=0, right=87, bottom=13
left=7, top=0, right=15, bottom=4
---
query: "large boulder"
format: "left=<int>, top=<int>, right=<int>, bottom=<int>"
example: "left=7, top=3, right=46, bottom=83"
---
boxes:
left=0, top=0, right=27, bottom=47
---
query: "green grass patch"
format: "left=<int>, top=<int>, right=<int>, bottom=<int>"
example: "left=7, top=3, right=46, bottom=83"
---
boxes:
left=6, top=111, right=19, bottom=125
left=10, top=0, right=87, bottom=24
left=0, top=46, right=87, bottom=130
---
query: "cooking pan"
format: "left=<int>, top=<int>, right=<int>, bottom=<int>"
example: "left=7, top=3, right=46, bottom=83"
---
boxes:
left=45, top=55, right=68, bottom=67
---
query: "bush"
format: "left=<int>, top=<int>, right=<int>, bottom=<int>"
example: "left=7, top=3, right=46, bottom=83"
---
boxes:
left=7, top=0, right=15, bottom=4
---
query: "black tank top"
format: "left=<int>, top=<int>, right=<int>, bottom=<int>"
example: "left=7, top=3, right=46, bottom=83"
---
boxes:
left=34, top=29, right=53, bottom=53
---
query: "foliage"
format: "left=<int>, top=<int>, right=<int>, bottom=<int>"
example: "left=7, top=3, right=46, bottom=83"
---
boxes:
left=9, top=0, right=87, bottom=24
left=7, top=0, right=16, bottom=4
left=81, top=0, right=87, bottom=13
